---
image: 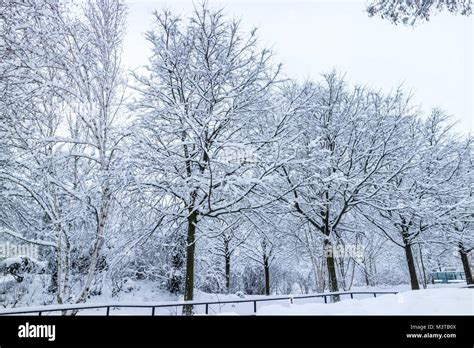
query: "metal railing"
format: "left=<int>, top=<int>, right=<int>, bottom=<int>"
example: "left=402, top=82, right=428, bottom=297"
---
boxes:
left=0, top=290, right=398, bottom=316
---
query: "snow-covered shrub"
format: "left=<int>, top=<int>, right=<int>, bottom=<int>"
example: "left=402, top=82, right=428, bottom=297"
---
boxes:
left=240, top=265, right=265, bottom=295
left=0, top=257, right=46, bottom=283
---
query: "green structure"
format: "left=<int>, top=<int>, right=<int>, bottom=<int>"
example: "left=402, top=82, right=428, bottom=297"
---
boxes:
left=430, top=271, right=466, bottom=284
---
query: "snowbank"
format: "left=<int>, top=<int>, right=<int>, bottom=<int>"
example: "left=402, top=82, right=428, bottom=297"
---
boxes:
left=258, top=288, right=474, bottom=315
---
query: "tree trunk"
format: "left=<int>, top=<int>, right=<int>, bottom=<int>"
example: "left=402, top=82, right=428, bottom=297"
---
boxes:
left=263, top=255, right=270, bottom=295
left=322, top=199, right=339, bottom=301
left=56, top=239, right=63, bottom=304
left=401, top=227, right=419, bottom=290
left=310, top=254, right=322, bottom=292
left=418, top=244, right=427, bottom=289
left=225, top=252, right=231, bottom=292
left=76, top=203, right=108, bottom=304
left=324, top=239, right=340, bottom=301
left=48, top=252, right=60, bottom=297
left=183, top=210, right=198, bottom=315
left=459, top=243, right=473, bottom=285
left=363, top=258, right=370, bottom=286
left=337, top=255, right=347, bottom=291
left=404, top=243, right=420, bottom=290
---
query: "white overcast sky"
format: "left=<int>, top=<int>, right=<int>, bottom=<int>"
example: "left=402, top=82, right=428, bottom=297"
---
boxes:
left=123, top=0, right=473, bottom=136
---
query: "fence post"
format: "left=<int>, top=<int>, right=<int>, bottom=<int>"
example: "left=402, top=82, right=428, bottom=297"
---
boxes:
left=253, top=301, right=257, bottom=314
left=38, top=311, right=42, bottom=316
left=350, top=293, right=353, bottom=299
left=373, top=293, right=377, bottom=297
left=205, top=304, right=209, bottom=315
left=324, top=295, right=327, bottom=304
left=106, top=306, right=110, bottom=316
left=152, top=307, right=156, bottom=316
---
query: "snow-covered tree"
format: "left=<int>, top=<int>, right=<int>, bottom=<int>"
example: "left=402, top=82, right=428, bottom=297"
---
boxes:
left=367, top=0, right=473, bottom=25
left=358, top=110, right=467, bottom=289
left=437, top=137, right=473, bottom=284
left=275, top=74, right=416, bottom=299
left=0, top=0, right=128, bottom=306
left=131, top=5, right=283, bottom=313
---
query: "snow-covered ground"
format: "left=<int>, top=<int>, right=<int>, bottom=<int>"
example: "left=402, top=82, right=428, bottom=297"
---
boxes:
left=257, top=288, right=473, bottom=315
left=0, top=282, right=471, bottom=315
